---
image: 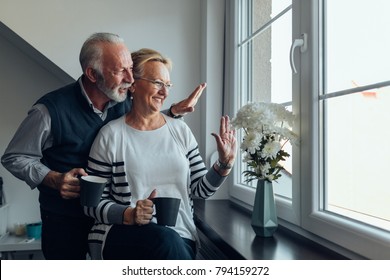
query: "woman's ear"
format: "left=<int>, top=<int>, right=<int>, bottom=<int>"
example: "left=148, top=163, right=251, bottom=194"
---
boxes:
left=129, top=83, right=136, bottom=93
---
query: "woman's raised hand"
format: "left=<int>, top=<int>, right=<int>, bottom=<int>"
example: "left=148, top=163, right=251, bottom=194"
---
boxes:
left=211, top=116, right=237, bottom=175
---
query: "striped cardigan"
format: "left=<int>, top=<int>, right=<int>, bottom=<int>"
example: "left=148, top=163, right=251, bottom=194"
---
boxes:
left=84, top=115, right=226, bottom=259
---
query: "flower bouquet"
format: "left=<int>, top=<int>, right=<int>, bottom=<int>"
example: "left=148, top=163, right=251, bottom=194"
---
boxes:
left=231, top=102, right=298, bottom=183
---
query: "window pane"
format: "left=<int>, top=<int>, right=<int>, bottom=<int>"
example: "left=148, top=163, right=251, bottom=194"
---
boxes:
left=252, top=7, right=292, bottom=104
left=249, top=0, right=292, bottom=32
left=326, top=0, right=390, bottom=93
left=237, top=0, right=292, bottom=198
left=324, top=86, right=390, bottom=231
left=324, top=0, right=390, bottom=232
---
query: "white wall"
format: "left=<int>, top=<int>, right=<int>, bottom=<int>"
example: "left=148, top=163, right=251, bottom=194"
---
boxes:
left=0, top=27, right=69, bottom=228
left=0, top=0, right=204, bottom=135
left=0, top=0, right=227, bottom=230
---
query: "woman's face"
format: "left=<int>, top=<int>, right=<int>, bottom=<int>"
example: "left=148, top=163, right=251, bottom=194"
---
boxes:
left=132, top=61, right=171, bottom=114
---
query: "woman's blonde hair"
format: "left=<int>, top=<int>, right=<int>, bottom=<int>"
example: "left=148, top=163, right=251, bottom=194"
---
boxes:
left=131, top=48, right=172, bottom=78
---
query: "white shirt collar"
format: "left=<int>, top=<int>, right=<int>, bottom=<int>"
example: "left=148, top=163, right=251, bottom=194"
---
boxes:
left=78, top=77, right=117, bottom=120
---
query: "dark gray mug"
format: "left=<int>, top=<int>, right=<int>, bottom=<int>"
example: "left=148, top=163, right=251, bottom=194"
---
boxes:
left=80, top=175, right=107, bottom=207
left=153, top=197, right=181, bottom=226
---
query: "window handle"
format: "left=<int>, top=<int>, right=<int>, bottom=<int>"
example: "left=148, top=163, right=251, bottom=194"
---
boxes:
left=290, top=33, right=307, bottom=74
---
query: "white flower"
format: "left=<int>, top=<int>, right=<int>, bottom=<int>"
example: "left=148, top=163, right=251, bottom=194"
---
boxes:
left=259, top=162, right=271, bottom=175
left=242, top=153, right=253, bottom=163
left=241, top=131, right=262, bottom=154
left=261, top=141, right=281, bottom=159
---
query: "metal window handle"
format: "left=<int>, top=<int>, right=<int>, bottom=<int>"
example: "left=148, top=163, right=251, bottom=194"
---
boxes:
left=290, top=33, right=307, bottom=74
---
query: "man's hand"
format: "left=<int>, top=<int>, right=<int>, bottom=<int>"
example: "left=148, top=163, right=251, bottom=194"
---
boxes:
left=171, top=83, right=206, bottom=116
left=43, top=168, right=88, bottom=199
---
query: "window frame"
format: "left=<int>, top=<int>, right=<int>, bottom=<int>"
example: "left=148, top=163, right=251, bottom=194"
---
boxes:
left=226, top=0, right=390, bottom=259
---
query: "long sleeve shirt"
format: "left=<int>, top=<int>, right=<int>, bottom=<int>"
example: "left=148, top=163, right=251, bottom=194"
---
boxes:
left=1, top=78, right=120, bottom=188
left=84, top=115, right=226, bottom=259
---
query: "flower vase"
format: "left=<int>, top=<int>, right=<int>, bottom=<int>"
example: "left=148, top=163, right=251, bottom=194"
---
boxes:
left=251, top=179, right=278, bottom=237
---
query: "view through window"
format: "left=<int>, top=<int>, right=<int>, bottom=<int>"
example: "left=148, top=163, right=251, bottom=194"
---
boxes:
left=237, top=0, right=293, bottom=198
left=323, top=0, right=390, bottom=231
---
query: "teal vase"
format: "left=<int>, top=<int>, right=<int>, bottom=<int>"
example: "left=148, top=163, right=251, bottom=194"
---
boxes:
left=251, top=179, right=278, bottom=237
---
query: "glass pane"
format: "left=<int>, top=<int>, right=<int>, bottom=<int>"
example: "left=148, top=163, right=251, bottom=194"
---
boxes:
left=251, top=3, right=292, bottom=104
left=237, top=0, right=293, bottom=198
left=325, top=0, right=390, bottom=93
left=324, top=86, right=390, bottom=231
left=252, top=0, right=292, bottom=30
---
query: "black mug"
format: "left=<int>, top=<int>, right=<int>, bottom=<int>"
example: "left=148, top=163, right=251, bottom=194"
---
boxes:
left=153, top=197, right=181, bottom=226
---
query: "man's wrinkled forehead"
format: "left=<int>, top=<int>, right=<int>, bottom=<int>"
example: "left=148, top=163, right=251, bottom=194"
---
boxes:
left=101, top=43, right=133, bottom=67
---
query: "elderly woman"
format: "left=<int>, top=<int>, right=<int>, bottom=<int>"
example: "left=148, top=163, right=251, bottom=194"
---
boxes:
left=84, top=48, right=236, bottom=260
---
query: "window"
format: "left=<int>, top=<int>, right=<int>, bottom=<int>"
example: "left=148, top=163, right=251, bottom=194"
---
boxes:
left=322, top=0, right=390, bottom=233
left=233, top=0, right=294, bottom=203
left=227, top=0, right=390, bottom=259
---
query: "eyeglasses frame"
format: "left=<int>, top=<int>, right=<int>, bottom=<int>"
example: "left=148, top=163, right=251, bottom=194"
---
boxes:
left=135, top=77, right=173, bottom=91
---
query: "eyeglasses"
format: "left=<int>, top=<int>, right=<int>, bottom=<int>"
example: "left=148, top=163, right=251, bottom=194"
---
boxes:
left=135, top=77, right=173, bottom=91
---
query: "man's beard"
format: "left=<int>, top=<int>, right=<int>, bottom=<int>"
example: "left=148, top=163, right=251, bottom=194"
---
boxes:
left=96, top=75, right=130, bottom=103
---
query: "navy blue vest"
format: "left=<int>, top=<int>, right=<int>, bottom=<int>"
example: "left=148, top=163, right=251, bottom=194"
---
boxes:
left=36, top=81, right=131, bottom=217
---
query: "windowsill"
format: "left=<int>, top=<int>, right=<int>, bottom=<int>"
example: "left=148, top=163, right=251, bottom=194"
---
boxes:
left=194, top=199, right=349, bottom=260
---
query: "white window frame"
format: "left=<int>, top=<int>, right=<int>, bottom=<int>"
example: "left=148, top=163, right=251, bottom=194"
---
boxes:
left=226, top=0, right=390, bottom=259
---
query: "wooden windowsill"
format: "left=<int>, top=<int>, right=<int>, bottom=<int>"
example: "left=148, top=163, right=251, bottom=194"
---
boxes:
left=194, top=199, right=348, bottom=260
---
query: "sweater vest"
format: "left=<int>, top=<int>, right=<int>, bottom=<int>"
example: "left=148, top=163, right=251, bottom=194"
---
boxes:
left=36, top=82, right=131, bottom=217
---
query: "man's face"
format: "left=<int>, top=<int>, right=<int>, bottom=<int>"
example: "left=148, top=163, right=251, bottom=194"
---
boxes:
left=96, top=43, right=134, bottom=102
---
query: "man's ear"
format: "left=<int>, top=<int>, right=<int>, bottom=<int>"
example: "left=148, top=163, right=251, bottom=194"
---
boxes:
left=85, top=67, right=98, bottom=83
